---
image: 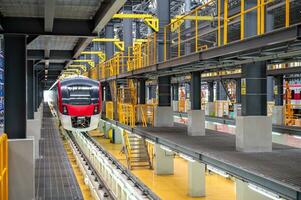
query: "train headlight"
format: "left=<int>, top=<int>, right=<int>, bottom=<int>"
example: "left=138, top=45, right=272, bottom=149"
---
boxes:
left=94, top=105, right=99, bottom=114
left=63, top=105, right=68, bottom=115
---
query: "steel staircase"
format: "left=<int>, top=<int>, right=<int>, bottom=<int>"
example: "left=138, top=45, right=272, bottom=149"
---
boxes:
left=122, top=131, right=152, bottom=170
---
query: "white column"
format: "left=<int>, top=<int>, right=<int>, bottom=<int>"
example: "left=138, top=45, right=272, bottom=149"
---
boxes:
left=272, top=106, right=284, bottom=125
left=236, top=116, right=272, bottom=152
left=154, top=106, right=174, bottom=127
left=27, top=119, right=41, bottom=159
left=187, top=110, right=205, bottom=136
left=188, top=161, right=205, bottom=197
left=154, top=144, right=174, bottom=175
left=8, top=138, right=35, bottom=200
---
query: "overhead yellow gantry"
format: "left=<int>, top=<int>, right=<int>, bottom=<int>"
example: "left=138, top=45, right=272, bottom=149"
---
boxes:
left=113, top=13, right=159, bottom=32
left=73, top=59, right=95, bottom=69
left=68, top=64, right=87, bottom=72
left=170, top=15, right=215, bottom=32
left=92, top=38, right=125, bottom=52
left=81, top=51, right=106, bottom=62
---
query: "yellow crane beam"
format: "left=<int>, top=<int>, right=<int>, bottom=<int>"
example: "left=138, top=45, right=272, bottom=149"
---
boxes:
left=92, top=38, right=125, bottom=51
left=69, top=64, right=87, bottom=72
left=170, top=15, right=215, bottom=32
left=113, top=13, right=159, bottom=32
left=81, top=51, right=106, bottom=62
left=73, top=60, right=95, bottom=69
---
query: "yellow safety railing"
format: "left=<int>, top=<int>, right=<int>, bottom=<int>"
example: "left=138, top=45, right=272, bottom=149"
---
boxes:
left=164, top=0, right=294, bottom=61
left=118, top=103, right=136, bottom=127
left=0, top=134, right=8, bottom=200
left=127, top=33, right=157, bottom=71
left=89, top=65, right=99, bottom=80
left=105, top=101, right=114, bottom=120
left=122, top=130, right=132, bottom=169
left=135, top=104, right=155, bottom=127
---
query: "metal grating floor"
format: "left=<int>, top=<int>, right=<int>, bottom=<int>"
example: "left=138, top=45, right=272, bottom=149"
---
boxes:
left=35, top=104, right=83, bottom=200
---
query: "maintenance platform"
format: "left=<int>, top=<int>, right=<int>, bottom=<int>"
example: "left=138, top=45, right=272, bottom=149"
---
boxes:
left=1, top=0, right=301, bottom=200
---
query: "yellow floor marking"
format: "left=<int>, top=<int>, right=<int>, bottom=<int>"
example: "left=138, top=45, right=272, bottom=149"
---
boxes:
left=93, top=136, right=236, bottom=200
left=63, top=138, right=94, bottom=200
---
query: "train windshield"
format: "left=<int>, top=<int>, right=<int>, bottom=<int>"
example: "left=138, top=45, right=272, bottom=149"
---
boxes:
left=62, top=85, right=99, bottom=105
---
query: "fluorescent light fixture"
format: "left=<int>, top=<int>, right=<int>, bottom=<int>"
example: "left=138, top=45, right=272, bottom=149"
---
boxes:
left=135, top=134, right=142, bottom=139
left=179, top=153, right=195, bottom=162
left=293, top=135, right=301, bottom=139
left=207, top=165, right=229, bottom=178
left=248, top=184, right=283, bottom=200
left=213, top=122, right=221, bottom=125
left=272, top=132, right=281, bottom=136
left=160, top=145, right=173, bottom=152
left=228, top=125, right=236, bottom=128
left=146, top=139, right=155, bottom=145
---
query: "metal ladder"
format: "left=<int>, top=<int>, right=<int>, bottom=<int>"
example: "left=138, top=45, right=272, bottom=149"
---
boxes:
left=122, top=131, right=152, bottom=170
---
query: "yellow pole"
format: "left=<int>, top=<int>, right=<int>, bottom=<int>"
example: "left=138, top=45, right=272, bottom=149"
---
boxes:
left=260, top=0, right=265, bottom=34
left=240, top=0, right=245, bottom=40
left=218, top=0, right=221, bottom=46
left=257, top=0, right=261, bottom=35
left=286, top=0, right=290, bottom=27
left=195, top=10, right=198, bottom=52
left=223, top=0, right=228, bottom=45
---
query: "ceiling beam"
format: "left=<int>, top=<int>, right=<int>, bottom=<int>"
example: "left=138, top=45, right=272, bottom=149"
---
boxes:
left=28, top=50, right=73, bottom=60
left=44, top=0, right=55, bottom=32
left=93, top=0, right=127, bottom=33
left=1, top=17, right=96, bottom=36
left=35, top=63, right=65, bottom=71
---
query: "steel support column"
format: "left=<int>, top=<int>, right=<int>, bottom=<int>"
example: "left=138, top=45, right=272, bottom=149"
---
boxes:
left=191, top=71, right=201, bottom=110
left=105, top=24, right=114, bottom=59
left=35, top=71, right=39, bottom=111
left=172, top=83, right=179, bottom=101
left=241, top=61, right=267, bottom=116
left=27, top=60, right=34, bottom=119
left=244, top=0, right=258, bottom=38
left=158, top=76, right=171, bottom=106
left=216, top=80, right=227, bottom=100
left=4, top=34, right=27, bottom=139
left=138, top=79, right=146, bottom=104
left=123, top=6, right=133, bottom=54
left=236, top=79, right=241, bottom=103
left=274, top=75, right=283, bottom=106
left=157, top=0, right=170, bottom=62
left=267, top=76, right=274, bottom=102
left=185, top=0, right=191, bottom=54
left=104, top=82, right=112, bottom=101
left=208, top=81, right=214, bottom=102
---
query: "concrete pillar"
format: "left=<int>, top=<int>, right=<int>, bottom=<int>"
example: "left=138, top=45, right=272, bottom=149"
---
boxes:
left=138, top=79, right=146, bottom=104
left=156, top=0, right=170, bottom=62
left=188, top=161, right=205, bottom=197
left=236, top=61, right=272, bottom=152
left=8, top=139, right=35, bottom=200
left=27, top=60, right=34, bottom=119
left=236, top=179, right=272, bottom=200
left=4, top=34, right=27, bottom=139
left=34, top=71, right=39, bottom=112
left=188, top=72, right=205, bottom=136
left=155, top=76, right=173, bottom=127
left=267, top=76, right=274, bottom=102
left=105, top=24, right=114, bottom=59
left=154, top=144, right=174, bottom=175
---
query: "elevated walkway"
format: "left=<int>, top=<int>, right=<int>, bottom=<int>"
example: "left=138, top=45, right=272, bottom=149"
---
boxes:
left=104, top=118, right=301, bottom=200
left=35, top=104, right=83, bottom=199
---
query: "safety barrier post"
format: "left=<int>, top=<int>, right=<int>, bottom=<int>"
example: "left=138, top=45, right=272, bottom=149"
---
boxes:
left=0, top=134, right=8, bottom=200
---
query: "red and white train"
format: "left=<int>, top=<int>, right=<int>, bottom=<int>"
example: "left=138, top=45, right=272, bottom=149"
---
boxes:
left=53, top=76, right=102, bottom=132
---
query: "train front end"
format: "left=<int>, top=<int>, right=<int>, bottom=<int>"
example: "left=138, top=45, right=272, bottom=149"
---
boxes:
left=57, top=77, right=101, bottom=132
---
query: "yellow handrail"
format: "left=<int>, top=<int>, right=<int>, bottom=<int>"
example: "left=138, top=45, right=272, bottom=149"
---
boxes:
left=105, top=101, right=114, bottom=120
left=0, top=134, right=8, bottom=200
